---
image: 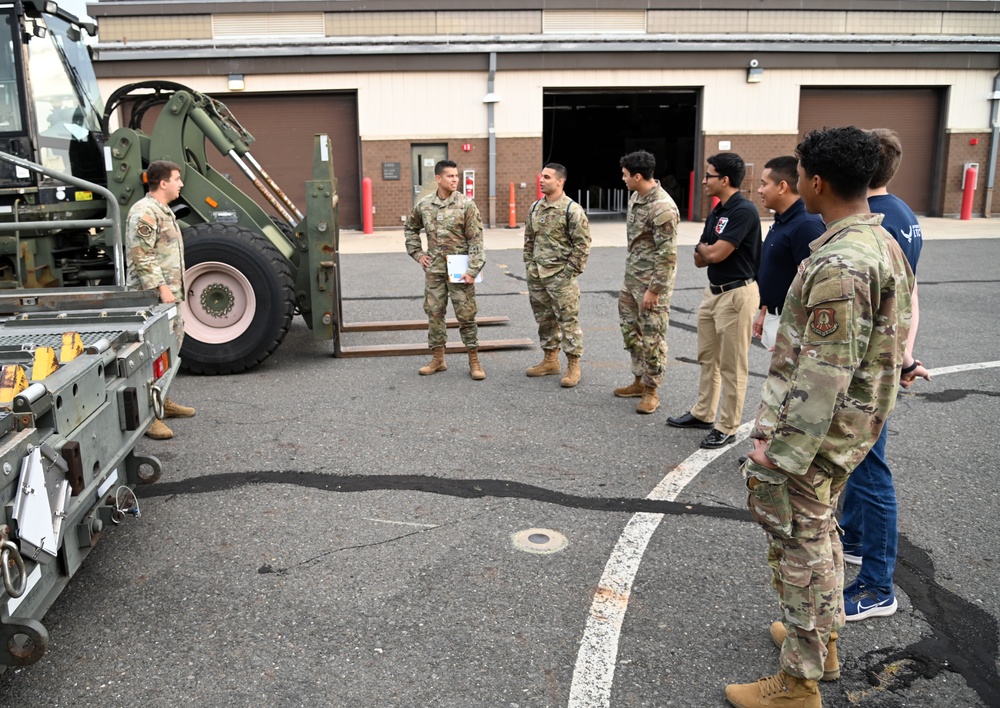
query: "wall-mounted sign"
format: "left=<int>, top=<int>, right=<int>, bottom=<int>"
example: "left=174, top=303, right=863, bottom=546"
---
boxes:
left=382, top=162, right=401, bottom=181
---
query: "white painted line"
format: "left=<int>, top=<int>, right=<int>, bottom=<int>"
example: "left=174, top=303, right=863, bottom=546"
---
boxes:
left=568, top=361, right=995, bottom=707
left=926, top=360, right=1000, bottom=377
left=361, top=518, right=438, bottom=529
left=567, top=421, right=754, bottom=707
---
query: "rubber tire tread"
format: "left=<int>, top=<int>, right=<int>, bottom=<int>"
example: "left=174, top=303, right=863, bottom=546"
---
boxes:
left=180, top=222, right=295, bottom=375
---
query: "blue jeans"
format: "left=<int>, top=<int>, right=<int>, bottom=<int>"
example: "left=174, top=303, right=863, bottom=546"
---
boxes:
left=840, top=425, right=896, bottom=594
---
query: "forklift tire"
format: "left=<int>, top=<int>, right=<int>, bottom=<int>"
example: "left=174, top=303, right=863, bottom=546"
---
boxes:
left=179, top=222, right=295, bottom=375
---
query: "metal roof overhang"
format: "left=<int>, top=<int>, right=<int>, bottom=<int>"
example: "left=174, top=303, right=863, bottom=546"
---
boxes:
left=91, top=34, right=1000, bottom=76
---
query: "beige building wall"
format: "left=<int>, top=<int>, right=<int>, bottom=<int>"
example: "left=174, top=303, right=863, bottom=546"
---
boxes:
left=101, top=65, right=996, bottom=140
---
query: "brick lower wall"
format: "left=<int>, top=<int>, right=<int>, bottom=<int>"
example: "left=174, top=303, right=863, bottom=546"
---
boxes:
left=363, top=132, right=997, bottom=226
left=361, top=137, right=542, bottom=229
left=701, top=132, right=998, bottom=219
left=941, top=132, right=992, bottom=217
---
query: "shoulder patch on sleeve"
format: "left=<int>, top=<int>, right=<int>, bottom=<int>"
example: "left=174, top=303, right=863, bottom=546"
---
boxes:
left=803, top=276, right=854, bottom=344
left=805, top=276, right=853, bottom=307
left=653, top=209, right=676, bottom=227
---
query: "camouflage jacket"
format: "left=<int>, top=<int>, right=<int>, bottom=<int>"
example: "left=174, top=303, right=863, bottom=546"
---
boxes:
left=125, top=195, right=185, bottom=301
left=523, top=195, right=591, bottom=278
left=625, top=182, right=679, bottom=296
left=404, top=191, right=484, bottom=277
left=752, top=214, right=914, bottom=477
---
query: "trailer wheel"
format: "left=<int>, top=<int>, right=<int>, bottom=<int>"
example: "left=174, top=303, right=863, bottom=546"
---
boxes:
left=179, top=222, right=295, bottom=375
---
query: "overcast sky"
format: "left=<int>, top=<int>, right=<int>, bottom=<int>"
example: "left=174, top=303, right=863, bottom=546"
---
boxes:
left=61, top=0, right=92, bottom=21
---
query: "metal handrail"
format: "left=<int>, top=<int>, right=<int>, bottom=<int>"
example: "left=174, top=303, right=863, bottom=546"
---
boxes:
left=0, top=150, right=124, bottom=286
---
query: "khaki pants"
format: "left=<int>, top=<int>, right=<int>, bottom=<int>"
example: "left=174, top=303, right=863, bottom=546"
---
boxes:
left=691, top=282, right=758, bottom=434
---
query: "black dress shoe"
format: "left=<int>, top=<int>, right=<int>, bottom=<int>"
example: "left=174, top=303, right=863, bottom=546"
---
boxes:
left=666, top=411, right=714, bottom=429
left=700, top=429, right=736, bottom=449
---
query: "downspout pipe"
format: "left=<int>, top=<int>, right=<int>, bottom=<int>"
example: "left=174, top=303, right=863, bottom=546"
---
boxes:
left=985, top=71, right=1000, bottom=218
left=487, top=52, right=497, bottom=229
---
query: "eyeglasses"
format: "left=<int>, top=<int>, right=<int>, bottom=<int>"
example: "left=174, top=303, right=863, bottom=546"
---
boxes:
left=704, top=173, right=722, bottom=180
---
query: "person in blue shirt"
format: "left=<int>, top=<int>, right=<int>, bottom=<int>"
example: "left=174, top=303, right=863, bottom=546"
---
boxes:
left=839, top=128, right=931, bottom=622
left=753, top=156, right=826, bottom=350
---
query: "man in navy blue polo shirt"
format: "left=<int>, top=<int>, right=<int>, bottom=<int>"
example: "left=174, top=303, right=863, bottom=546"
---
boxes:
left=667, top=152, right=761, bottom=449
left=839, top=128, right=930, bottom=622
left=754, top=156, right=826, bottom=349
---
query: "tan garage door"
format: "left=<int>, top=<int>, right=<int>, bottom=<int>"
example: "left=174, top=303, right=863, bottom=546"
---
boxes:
left=219, top=92, right=360, bottom=228
left=798, top=89, right=942, bottom=214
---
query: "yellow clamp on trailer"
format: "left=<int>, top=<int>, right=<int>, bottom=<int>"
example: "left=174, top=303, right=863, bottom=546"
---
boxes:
left=0, top=364, right=28, bottom=405
left=31, top=347, right=60, bottom=381
left=59, top=332, right=84, bottom=363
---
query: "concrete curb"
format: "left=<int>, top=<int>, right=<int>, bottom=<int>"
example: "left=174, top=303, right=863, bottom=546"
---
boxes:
left=339, top=216, right=1000, bottom=255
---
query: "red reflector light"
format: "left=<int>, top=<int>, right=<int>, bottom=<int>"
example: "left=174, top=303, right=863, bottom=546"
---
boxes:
left=153, top=351, right=169, bottom=379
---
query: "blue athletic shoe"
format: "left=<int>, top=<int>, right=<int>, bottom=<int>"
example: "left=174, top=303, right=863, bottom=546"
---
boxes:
left=844, top=582, right=897, bottom=622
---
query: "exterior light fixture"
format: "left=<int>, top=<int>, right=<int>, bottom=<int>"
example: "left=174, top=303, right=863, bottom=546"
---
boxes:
left=747, top=59, right=763, bottom=84
left=228, top=74, right=245, bottom=91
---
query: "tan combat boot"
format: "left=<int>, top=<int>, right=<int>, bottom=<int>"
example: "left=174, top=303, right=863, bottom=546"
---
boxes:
left=636, top=386, right=659, bottom=414
left=419, top=346, right=447, bottom=375
left=145, top=419, right=174, bottom=440
left=164, top=397, right=196, bottom=418
left=725, top=670, right=821, bottom=708
left=613, top=376, right=643, bottom=398
left=560, top=355, right=582, bottom=388
left=770, top=621, right=840, bottom=681
left=468, top=349, right=486, bottom=380
left=526, top=349, right=561, bottom=377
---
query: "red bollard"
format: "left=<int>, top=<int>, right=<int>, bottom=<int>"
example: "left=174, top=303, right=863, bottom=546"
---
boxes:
left=711, top=196, right=720, bottom=210
left=960, top=165, right=977, bottom=220
left=536, top=174, right=543, bottom=200
left=508, top=182, right=517, bottom=228
left=687, top=170, right=695, bottom=221
left=362, top=177, right=374, bottom=234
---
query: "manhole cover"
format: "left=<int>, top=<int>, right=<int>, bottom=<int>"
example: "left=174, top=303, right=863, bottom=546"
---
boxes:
left=512, top=527, right=568, bottom=554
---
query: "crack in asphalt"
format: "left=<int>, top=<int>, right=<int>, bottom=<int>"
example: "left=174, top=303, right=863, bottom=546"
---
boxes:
left=862, top=535, right=1000, bottom=704
left=138, top=471, right=999, bottom=704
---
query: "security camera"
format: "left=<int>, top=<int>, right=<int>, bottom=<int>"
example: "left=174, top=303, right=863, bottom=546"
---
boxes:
left=749, top=59, right=759, bottom=68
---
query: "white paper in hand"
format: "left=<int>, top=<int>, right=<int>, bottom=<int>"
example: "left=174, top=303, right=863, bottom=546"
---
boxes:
left=447, top=255, right=483, bottom=283
left=762, top=311, right=780, bottom=351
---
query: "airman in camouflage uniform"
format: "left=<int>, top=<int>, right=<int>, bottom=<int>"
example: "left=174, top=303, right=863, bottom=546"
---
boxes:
left=523, top=163, right=591, bottom=387
left=404, top=160, right=486, bottom=380
left=124, top=160, right=196, bottom=440
left=614, top=150, right=679, bottom=414
left=726, top=127, right=913, bottom=708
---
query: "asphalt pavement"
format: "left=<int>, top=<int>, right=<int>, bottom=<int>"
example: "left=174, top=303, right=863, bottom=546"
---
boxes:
left=2, top=216, right=998, bottom=707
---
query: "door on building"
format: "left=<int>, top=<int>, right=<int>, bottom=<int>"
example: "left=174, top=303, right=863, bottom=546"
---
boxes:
left=411, top=144, right=448, bottom=206
left=120, top=92, right=363, bottom=228
left=542, top=89, right=698, bottom=219
left=798, top=88, right=944, bottom=215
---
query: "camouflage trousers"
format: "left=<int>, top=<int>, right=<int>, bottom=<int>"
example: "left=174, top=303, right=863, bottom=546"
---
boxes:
left=527, top=269, right=583, bottom=357
left=618, top=271, right=669, bottom=388
left=424, top=270, right=478, bottom=349
left=745, top=458, right=850, bottom=681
